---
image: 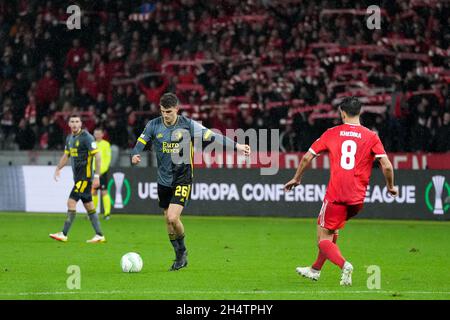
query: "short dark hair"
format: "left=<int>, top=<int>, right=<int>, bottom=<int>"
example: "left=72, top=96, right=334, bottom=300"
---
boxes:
left=68, top=114, right=82, bottom=121
left=339, top=96, right=361, bottom=116
left=160, top=93, right=179, bottom=109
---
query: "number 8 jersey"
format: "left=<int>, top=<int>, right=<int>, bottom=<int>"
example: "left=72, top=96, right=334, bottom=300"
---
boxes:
left=309, top=123, right=387, bottom=205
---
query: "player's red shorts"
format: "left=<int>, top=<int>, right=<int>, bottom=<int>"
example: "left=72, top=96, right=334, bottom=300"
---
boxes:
left=317, top=198, right=364, bottom=230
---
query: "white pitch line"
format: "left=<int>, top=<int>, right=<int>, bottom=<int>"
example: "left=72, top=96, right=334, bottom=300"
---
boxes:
left=1, top=290, right=450, bottom=297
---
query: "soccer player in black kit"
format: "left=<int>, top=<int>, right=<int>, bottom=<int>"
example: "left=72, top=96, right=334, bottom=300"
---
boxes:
left=131, top=93, right=251, bottom=270
left=50, top=114, right=106, bottom=243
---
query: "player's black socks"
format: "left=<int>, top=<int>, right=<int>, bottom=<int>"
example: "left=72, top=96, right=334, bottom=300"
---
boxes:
left=177, top=234, right=186, bottom=252
left=62, top=210, right=76, bottom=236
left=169, top=233, right=179, bottom=252
left=87, top=209, right=103, bottom=236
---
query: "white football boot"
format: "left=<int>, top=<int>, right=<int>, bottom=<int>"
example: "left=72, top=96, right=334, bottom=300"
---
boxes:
left=340, top=261, right=353, bottom=286
left=49, top=232, right=68, bottom=242
left=86, top=234, right=106, bottom=243
left=296, top=266, right=321, bottom=281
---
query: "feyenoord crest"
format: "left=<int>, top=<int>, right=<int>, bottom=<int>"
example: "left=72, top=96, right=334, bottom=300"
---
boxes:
left=425, top=176, right=450, bottom=215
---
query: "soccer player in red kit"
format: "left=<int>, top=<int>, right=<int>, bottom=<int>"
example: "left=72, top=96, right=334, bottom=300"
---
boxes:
left=284, top=97, right=398, bottom=286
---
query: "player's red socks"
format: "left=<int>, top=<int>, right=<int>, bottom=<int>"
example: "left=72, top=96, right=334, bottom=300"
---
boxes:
left=318, top=239, right=345, bottom=269
left=311, top=253, right=326, bottom=271
left=312, top=234, right=338, bottom=271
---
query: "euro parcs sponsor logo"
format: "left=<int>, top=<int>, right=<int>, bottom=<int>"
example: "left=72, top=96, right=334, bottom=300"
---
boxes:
left=425, top=175, right=450, bottom=215
left=108, top=172, right=131, bottom=209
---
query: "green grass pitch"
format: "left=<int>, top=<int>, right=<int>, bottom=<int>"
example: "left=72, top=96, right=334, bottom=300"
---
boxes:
left=0, top=212, right=449, bottom=300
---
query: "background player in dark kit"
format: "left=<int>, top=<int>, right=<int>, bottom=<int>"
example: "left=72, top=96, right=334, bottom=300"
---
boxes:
left=50, top=115, right=105, bottom=243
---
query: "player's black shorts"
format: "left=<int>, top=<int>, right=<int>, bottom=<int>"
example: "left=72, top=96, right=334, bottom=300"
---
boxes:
left=157, top=184, right=191, bottom=209
left=69, top=180, right=93, bottom=203
left=92, top=171, right=109, bottom=190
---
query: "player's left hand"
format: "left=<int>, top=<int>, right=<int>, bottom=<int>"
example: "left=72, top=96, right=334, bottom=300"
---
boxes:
left=92, top=177, right=100, bottom=189
left=131, top=154, right=141, bottom=164
left=284, top=178, right=300, bottom=192
left=54, top=169, right=60, bottom=182
left=387, top=185, right=398, bottom=198
left=237, top=144, right=251, bottom=157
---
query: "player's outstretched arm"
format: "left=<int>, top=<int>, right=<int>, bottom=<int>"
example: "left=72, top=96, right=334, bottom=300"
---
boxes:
left=131, top=122, right=152, bottom=165
left=54, top=153, right=69, bottom=182
left=284, top=151, right=315, bottom=192
left=131, top=141, right=144, bottom=165
left=213, top=133, right=251, bottom=157
left=378, top=156, right=398, bottom=197
left=190, top=119, right=251, bottom=156
left=130, top=139, right=146, bottom=165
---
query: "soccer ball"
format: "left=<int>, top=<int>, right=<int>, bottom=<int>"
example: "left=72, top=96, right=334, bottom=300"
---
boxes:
left=120, top=252, right=143, bottom=273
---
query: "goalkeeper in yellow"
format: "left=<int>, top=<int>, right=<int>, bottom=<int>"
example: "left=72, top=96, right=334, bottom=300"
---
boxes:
left=92, top=128, right=113, bottom=220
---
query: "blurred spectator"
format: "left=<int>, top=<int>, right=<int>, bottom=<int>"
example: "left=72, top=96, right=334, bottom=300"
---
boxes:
left=35, top=70, right=59, bottom=107
left=137, top=94, right=150, bottom=112
left=38, top=115, right=63, bottom=150
left=74, top=87, right=95, bottom=109
left=15, top=119, right=35, bottom=150
left=65, top=38, right=86, bottom=76
left=139, top=78, right=168, bottom=105
left=209, top=110, right=228, bottom=134
left=95, top=93, right=108, bottom=114
left=24, top=95, right=37, bottom=126
left=434, top=113, right=450, bottom=152
left=1, top=99, right=14, bottom=140
left=280, top=124, right=300, bottom=152
left=410, top=116, right=433, bottom=152
left=298, top=116, right=322, bottom=151
left=106, top=118, right=128, bottom=149
left=76, top=64, right=99, bottom=100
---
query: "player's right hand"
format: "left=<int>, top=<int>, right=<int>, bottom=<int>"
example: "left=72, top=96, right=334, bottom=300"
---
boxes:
left=387, top=186, right=398, bottom=197
left=92, top=176, right=100, bottom=189
left=131, top=154, right=141, bottom=165
left=284, top=178, right=300, bottom=192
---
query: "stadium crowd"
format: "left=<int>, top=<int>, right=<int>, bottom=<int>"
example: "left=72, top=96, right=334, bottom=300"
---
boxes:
left=0, top=0, right=449, bottom=153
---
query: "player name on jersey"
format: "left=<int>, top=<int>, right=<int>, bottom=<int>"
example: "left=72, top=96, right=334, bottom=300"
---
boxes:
left=339, top=131, right=362, bottom=139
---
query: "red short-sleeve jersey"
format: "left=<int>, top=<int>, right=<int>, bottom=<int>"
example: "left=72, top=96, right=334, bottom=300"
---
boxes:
left=309, top=123, right=387, bottom=204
